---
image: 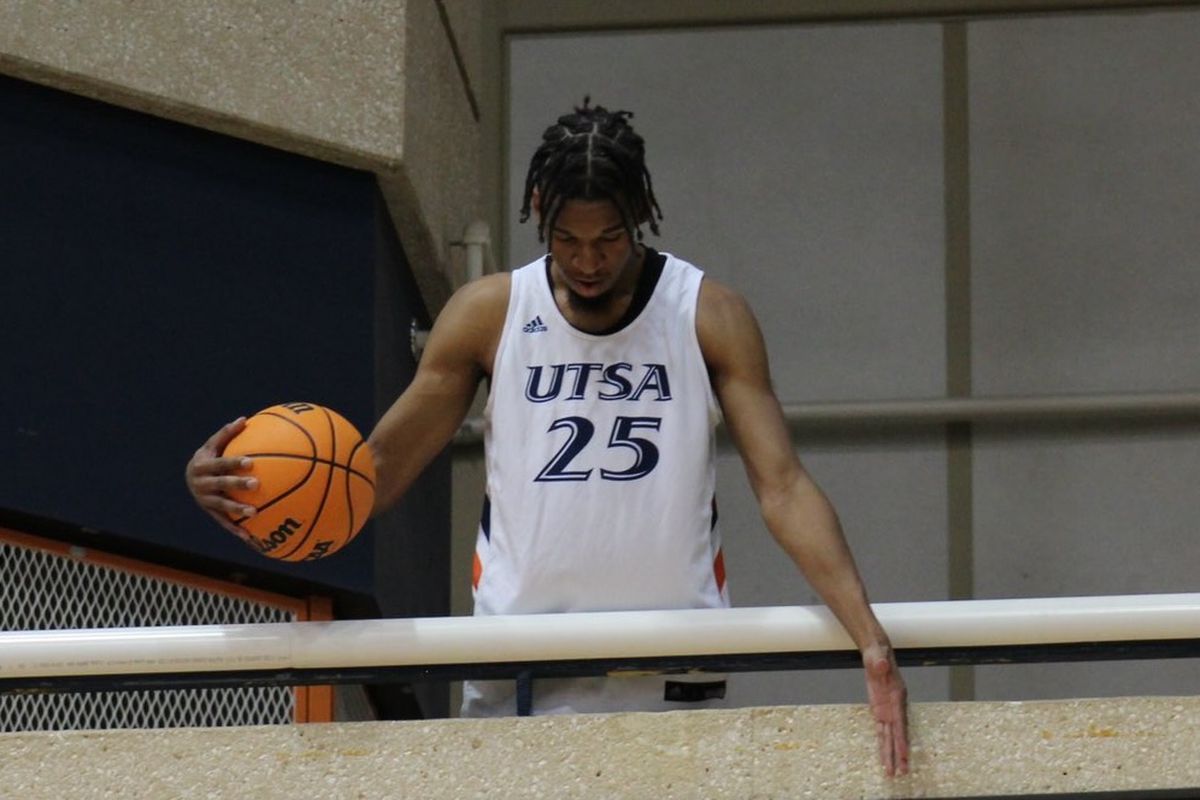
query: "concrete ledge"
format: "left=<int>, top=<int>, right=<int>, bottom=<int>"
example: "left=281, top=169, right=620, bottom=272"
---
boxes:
left=1, top=696, right=1197, bottom=798
left=0, top=2, right=407, bottom=171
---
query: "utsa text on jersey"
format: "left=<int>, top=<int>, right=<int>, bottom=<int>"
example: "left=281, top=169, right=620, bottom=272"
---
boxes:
left=523, top=362, right=672, bottom=403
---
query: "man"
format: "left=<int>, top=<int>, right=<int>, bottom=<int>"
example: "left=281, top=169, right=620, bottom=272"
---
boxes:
left=187, top=100, right=909, bottom=776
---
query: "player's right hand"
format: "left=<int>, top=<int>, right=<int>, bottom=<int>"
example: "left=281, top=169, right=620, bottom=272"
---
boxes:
left=184, top=417, right=259, bottom=543
left=862, top=642, right=909, bottom=777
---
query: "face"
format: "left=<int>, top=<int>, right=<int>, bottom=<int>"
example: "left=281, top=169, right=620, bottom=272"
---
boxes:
left=544, top=199, right=641, bottom=310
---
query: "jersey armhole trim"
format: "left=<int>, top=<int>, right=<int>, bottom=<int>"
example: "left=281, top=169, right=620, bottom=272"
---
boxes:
left=689, top=270, right=723, bottom=425
left=482, top=268, right=523, bottom=425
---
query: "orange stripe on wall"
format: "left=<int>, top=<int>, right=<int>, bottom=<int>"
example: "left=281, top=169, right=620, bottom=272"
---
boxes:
left=472, top=551, right=483, bottom=590
left=301, top=596, right=336, bottom=723
left=0, top=526, right=334, bottom=724
left=0, top=526, right=311, bottom=616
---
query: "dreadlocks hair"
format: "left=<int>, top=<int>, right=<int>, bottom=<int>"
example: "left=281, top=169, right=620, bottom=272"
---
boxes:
left=519, top=98, right=664, bottom=243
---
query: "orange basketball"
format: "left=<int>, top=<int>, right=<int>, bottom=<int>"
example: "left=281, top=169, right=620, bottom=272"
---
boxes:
left=222, top=402, right=376, bottom=561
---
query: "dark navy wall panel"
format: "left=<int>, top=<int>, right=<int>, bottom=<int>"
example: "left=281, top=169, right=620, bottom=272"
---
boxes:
left=0, top=74, right=430, bottom=596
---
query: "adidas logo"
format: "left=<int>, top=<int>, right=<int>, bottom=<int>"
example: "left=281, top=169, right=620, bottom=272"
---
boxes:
left=522, top=315, right=548, bottom=333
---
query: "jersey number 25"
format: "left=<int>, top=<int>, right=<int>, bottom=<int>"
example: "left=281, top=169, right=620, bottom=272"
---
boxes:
left=534, top=416, right=661, bottom=482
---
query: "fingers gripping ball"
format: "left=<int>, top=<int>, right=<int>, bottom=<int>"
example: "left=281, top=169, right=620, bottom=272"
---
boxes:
left=223, top=402, right=376, bottom=561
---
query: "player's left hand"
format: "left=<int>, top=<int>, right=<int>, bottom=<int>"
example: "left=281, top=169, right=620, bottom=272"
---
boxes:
left=862, top=642, right=909, bottom=777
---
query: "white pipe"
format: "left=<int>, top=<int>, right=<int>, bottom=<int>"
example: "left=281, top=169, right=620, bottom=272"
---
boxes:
left=779, top=391, right=1200, bottom=426
left=454, top=391, right=1200, bottom=445
left=1, top=594, right=1197, bottom=680
left=462, top=220, right=491, bottom=282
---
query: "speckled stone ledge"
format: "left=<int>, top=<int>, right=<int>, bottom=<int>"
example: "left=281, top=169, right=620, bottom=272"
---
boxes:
left=1, top=696, right=1196, bottom=799
left=0, top=0, right=481, bottom=311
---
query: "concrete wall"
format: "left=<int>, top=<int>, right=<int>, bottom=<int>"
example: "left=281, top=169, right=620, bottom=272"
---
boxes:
left=967, top=11, right=1200, bottom=701
left=3, top=697, right=1198, bottom=798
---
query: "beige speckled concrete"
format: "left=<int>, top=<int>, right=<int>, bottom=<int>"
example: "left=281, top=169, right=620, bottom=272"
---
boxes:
left=383, top=0, right=481, bottom=309
left=1, top=697, right=1197, bottom=799
left=440, top=0, right=483, bottom=107
left=0, top=0, right=482, bottom=311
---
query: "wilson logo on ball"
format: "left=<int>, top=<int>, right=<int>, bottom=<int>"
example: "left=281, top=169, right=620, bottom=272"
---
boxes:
left=280, top=401, right=316, bottom=414
left=254, top=517, right=304, bottom=555
left=303, top=540, right=337, bottom=561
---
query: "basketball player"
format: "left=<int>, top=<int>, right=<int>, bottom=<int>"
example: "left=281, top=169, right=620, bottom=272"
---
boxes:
left=187, top=100, right=909, bottom=776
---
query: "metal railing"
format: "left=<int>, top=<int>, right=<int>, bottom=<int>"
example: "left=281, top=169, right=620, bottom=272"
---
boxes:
left=3, top=594, right=1198, bottom=698
left=453, top=390, right=1200, bottom=446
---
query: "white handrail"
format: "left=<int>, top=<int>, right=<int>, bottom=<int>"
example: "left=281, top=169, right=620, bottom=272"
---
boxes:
left=1, top=593, right=1197, bottom=680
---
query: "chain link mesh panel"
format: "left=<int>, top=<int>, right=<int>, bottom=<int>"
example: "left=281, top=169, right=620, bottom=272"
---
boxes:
left=0, top=539, right=298, bottom=731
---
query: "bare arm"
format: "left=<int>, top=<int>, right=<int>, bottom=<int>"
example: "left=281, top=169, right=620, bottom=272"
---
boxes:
left=184, top=274, right=509, bottom=525
left=697, top=279, right=909, bottom=776
left=368, top=273, right=509, bottom=514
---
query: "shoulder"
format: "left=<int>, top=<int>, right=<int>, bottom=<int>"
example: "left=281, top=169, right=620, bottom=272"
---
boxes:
left=426, top=272, right=511, bottom=372
left=697, top=277, right=759, bottom=340
left=697, top=276, right=752, bottom=322
left=451, top=271, right=511, bottom=310
left=438, top=272, right=510, bottom=329
left=695, top=277, right=767, bottom=373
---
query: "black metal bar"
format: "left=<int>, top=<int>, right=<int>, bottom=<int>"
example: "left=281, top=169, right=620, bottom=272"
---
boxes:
left=949, top=790, right=1200, bottom=800
left=515, top=670, right=533, bottom=717
left=2, top=638, right=1197, bottom=696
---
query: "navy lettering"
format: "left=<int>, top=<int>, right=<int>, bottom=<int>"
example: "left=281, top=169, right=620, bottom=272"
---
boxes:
left=564, top=363, right=604, bottom=400
left=534, top=417, right=595, bottom=482
left=598, top=362, right=634, bottom=400
left=600, top=417, right=662, bottom=481
left=524, top=364, right=566, bottom=402
left=524, top=362, right=673, bottom=402
left=629, top=364, right=672, bottom=401
left=534, top=416, right=662, bottom=483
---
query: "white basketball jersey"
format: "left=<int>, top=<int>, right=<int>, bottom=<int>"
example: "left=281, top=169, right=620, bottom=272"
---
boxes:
left=463, top=250, right=730, bottom=717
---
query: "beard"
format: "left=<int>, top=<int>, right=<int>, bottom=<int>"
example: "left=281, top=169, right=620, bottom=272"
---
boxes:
left=565, top=285, right=617, bottom=312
